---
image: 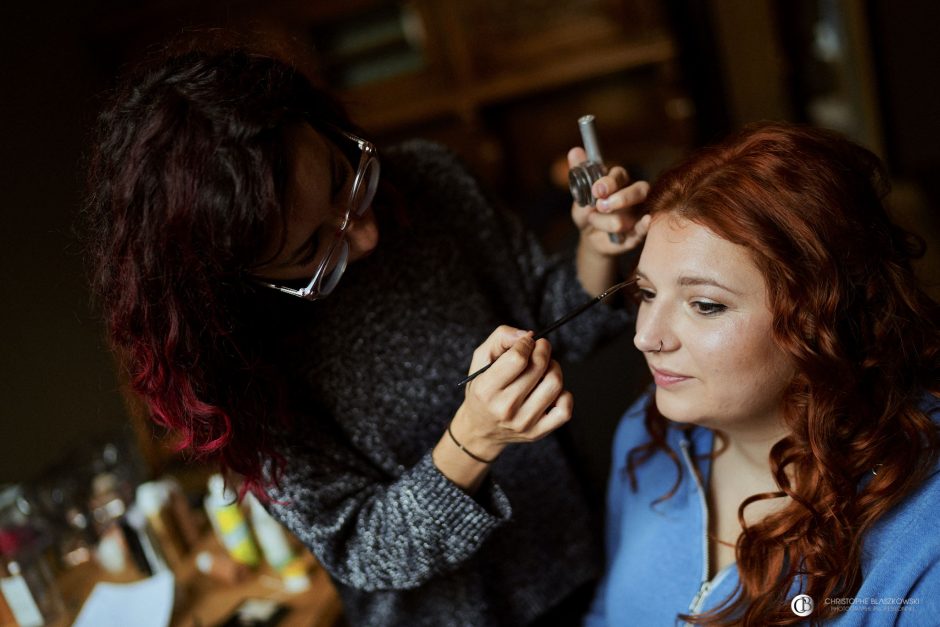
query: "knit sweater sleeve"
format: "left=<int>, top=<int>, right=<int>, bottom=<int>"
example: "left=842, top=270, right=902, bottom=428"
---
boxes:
left=387, top=139, right=634, bottom=361
left=265, top=421, right=512, bottom=591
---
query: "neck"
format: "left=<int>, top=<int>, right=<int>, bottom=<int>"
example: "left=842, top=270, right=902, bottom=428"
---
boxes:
left=706, top=418, right=791, bottom=573
left=710, top=415, right=788, bottom=477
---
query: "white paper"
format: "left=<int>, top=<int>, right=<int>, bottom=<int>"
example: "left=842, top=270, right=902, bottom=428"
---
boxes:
left=72, top=570, right=174, bottom=627
left=0, top=574, right=44, bottom=627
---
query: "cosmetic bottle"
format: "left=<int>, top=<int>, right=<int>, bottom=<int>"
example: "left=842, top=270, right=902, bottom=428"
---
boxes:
left=203, top=475, right=260, bottom=568
left=0, top=582, right=16, bottom=626
left=0, top=546, right=64, bottom=627
left=160, top=478, right=201, bottom=549
left=246, top=494, right=310, bottom=592
left=0, top=559, right=44, bottom=627
left=136, top=481, right=187, bottom=570
left=0, top=485, right=64, bottom=626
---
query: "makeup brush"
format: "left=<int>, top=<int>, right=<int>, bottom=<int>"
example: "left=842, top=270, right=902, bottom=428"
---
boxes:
left=456, top=278, right=636, bottom=387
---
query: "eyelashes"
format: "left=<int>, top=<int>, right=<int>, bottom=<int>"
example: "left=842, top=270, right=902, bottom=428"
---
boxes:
left=691, top=301, right=727, bottom=316
left=636, top=288, right=727, bottom=317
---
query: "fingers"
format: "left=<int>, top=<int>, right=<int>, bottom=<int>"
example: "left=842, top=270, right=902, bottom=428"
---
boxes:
left=567, top=146, right=587, bottom=169
left=580, top=178, right=650, bottom=250
left=589, top=166, right=631, bottom=206
left=468, top=328, right=541, bottom=404
left=467, top=334, right=557, bottom=414
left=594, top=178, right=649, bottom=213
left=490, top=358, right=573, bottom=443
left=510, top=359, right=566, bottom=431
left=470, top=325, right=530, bottom=371
left=531, top=391, right=574, bottom=440
left=473, top=337, right=552, bottom=422
left=457, top=333, right=574, bottom=451
left=569, top=160, right=649, bottom=239
left=502, top=338, right=553, bottom=401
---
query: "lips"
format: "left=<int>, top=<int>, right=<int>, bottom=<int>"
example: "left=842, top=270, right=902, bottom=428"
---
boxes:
left=649, top=365, right=691, bottom=387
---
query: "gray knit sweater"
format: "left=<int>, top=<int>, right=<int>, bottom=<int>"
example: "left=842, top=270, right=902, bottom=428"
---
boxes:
left=265, top=140, right=632, bottom=627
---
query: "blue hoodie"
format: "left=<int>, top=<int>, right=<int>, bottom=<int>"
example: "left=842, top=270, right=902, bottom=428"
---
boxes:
left=586, top=392, right=940, bottom=626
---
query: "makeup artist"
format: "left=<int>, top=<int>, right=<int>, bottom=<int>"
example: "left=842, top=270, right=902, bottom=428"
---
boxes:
left=587, top=122, right=940, bottom=625
left=84, top=45, right=649, bottom=627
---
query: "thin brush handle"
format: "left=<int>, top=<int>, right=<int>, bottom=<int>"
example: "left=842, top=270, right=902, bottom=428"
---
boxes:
left=455, top=279, right=636, bottom=387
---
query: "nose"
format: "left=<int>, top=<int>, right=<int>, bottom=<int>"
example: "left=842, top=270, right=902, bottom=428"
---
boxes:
left=633, top=301, right=675, bottom=353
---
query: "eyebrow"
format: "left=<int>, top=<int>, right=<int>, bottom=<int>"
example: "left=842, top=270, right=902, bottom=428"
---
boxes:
left=634, top=271, right=742, bottom=295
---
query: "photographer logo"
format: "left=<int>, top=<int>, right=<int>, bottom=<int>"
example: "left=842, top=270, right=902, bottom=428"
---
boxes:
left=791, top=594, right=814, bottom=617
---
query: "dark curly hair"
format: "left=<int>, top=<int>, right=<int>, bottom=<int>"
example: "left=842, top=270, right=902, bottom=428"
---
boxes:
left=84, top=47, right=354, bottom=495
left=627, top=122, right=940, bottom=625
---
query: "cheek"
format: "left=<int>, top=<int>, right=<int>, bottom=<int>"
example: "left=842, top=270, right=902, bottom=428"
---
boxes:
left=692, top=320, right=743, bottom=377
left=707, top=319, right=793, bottom=398
left=696, top=318, right=780, bottom=382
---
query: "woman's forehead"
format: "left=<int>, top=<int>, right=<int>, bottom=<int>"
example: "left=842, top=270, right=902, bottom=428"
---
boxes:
left=641, top=214, right=766, bottom=294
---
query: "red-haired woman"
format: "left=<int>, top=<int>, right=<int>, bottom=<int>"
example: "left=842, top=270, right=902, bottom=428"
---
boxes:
left=587, top=122, right=940, bottom=625
left=84, top=47, right=649, bottom=626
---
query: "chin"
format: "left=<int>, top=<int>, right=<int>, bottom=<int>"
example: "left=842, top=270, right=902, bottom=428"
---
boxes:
left=653, top=387, right=706, bottom=426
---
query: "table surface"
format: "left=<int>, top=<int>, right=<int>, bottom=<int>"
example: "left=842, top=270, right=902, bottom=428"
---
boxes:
left=53, top=534, right=343, bottom=627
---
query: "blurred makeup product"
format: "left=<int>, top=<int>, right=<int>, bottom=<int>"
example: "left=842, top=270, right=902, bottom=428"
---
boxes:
left=0, top=485, right=65, bottom=626
left=136, top=480, right=195, bottom=571
left=0, top=584, right=15, bottom=625
left=0, top=544, right=65, bottom=627
left=122, top=506, right=168, bottom=576
left=204, top=475, right=261, bottom=568
left=89, top=474, right=167, bottom=576
left=246, top=494, right=310, bottom=592
left=1, top=559, right=47, bottom=627
left=161, top=478, right=201, bottom=549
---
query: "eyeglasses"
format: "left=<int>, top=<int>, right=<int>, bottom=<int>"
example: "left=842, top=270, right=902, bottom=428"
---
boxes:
left=255, top=127, right=380, bottom=300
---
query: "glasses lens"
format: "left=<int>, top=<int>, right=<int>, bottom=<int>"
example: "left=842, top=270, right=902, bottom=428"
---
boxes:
left=314, top=237, right=349, bottom=298
left=350, top=157, right=380, bottom=218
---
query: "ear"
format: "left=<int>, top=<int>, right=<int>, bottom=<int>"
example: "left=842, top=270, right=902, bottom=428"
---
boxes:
left=346, top=209, right=379, bottom=261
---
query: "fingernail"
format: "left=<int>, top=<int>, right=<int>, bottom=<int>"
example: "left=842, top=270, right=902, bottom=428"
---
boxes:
left=593, top=182, right=608, bottom=197
left=597, top=199, right=609, bottom=210
left=513, top=329, right=530, bottom=338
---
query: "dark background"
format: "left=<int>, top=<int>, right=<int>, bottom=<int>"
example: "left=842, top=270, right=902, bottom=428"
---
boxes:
left=2, top=0, right=938, bottom=513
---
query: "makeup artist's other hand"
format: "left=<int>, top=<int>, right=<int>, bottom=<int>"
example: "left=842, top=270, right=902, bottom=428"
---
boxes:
left=568, top=147, right=651, bottom=255
left=451, top=326, right=573, bottom=461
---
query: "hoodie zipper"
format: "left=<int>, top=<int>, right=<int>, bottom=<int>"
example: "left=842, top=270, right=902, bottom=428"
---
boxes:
left=680, top=438, right=717, bottom=616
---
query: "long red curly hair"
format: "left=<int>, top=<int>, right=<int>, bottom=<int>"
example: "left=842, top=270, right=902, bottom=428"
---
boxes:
left=627, top=122, right=940, bottom=625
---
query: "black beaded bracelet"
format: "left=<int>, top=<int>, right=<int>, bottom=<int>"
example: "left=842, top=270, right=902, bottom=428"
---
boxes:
left=446, top=424, right=496, bottom=464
